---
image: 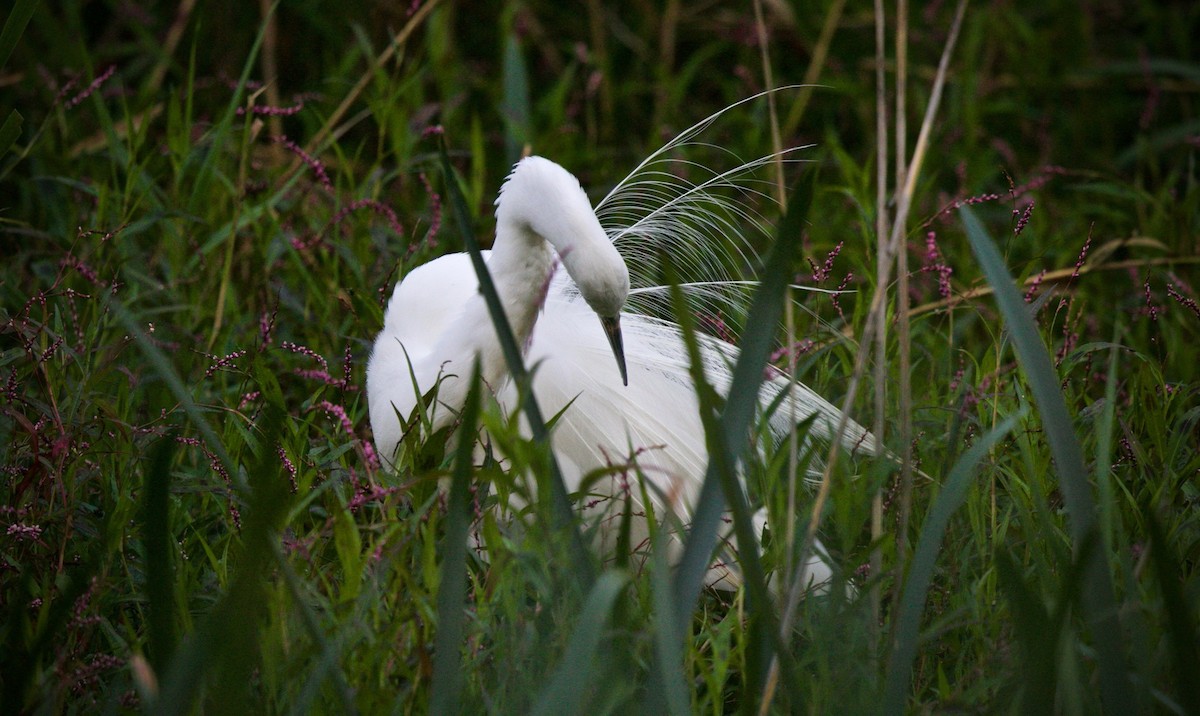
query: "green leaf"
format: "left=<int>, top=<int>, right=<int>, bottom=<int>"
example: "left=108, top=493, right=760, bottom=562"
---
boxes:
left=1144, top=508, right=1200, bottom=714
left=669, top=171, right=816, bottom=705
left=530, top=571, right=629, bottom=716
left=153, top=405, right=292, bottom=715
left=430, top=361, right=484, bottom=715
left=882, top=412, right=1022, bottom=715
left=332, top=508, right=363, bottom=603
left=501, top=24, right=531, bottom=164
left=0, top=0, right=38, bottom=71
left=959, top=206, right=1132, bottom=713
left=0, top=110, right=22, bottom=159
left=143, top=433, right=180, bottom=672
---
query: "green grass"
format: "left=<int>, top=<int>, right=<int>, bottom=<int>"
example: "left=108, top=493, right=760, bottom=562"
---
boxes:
left=2, top=0, right=1198, bottom=713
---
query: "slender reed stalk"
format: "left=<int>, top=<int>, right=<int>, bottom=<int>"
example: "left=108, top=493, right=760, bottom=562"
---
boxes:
left=892, top=0, right=915, bottom=589
left=870, top=0, right=890, bottom=655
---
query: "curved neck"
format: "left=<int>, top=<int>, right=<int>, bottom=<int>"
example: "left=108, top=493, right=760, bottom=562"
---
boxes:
left=487, top=220, right=557, bottom=345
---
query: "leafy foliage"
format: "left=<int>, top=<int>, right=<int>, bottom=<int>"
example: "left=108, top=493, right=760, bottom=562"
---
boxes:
left=1, top=0, right=1197, bottom=713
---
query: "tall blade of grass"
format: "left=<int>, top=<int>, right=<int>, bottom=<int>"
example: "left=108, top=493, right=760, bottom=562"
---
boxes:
left=1144, top=508, right=1200, bottom=714
left=501, top=19, right=531, bottom=165
left=0, top=0, right=38, bottom=70
left=530, top=571, right=629, bottom=716
left=143, top=433, right=179, bottom=672
left=670, top=173, right=814, bottom=707
left=649, top=515, right=690, bottom=716
left=663, top=264, right=777, bottom=698
left=273, top=547, right=359, bottom=713
left=298, top=0, right=441, bottom=167
left=0, top=111, right=21, bottom=160
left=153, top=406, right=291, bottom=714
left=437, top=139, right=595, bottom=590
left=429, top=361, right=483, bottom=715
left=869, top=0, right=890, bottom=658
left=993, top=544, right=1070, bottom=710
left=993, top=549, right=1056, bottom=716
left=1095, top=333, right=1122, bottom=553
left=881, top=412, right=1021, bottom=715
left=0, top=0, right=38, bottom=172
left=995, top=535, right=1096, bottom=715
left=187, top=11, right=271, bottom=217
left=672, top=172, right=812, bottom=613
left=959, top=206, right=1132, bottom=712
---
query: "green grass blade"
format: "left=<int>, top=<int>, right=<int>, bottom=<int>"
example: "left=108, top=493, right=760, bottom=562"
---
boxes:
left=1095, top=333, right=1122, bottom=554
left=500, top=23, right=531, bottom=165
left=429, top=361, right=484, bottom=715
left=142, top=433, right=179, bottom=673
left=1144, top=508, right=1200, bottom=714
left=649, top=523, right=690, bottom=716
left=993, top=547, right=1056, bottom=716
left=0, top=110, right=22, bottom=159
left=530, top=571, right=629, bottom=716
left=881, top=412, right=1022, bottom=715
left=667, top=172, right=815, bottom=704
left=273, top=549, right=359, bottom=713
left=672, top=173, right=812, bottom=616
left=959, top=206, right=1132, bottom=712
left=436, top=138, right=595, bottom=590
left=152, top=406, right=291, bottom=715
left=0, top=0, right=38, bottom=71
left=0, top=0, right=35, bottom=172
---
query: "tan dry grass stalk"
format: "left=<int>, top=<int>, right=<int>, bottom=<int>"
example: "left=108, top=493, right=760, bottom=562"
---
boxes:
left=783, top=0, right=971, bottom=646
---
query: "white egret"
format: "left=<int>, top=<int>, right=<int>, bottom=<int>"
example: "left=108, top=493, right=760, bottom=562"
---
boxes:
left=367, top=99, right=875, bottom=591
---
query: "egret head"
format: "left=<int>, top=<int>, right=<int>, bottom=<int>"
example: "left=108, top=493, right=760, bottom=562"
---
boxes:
left=498, top=156, right=631, bottom=385
left=560, top=237, right=630, bottom=386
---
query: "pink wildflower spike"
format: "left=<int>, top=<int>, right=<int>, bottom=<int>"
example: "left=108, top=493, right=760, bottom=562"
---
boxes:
left=1024, top=269, right=1047, bottom=303
left=282, top=341, right=329, bottom=373
left=831, top=272, right=853, bottom=320
left=60, top=254, right=103, bottom=285
left=65, top=65, right=116, bottom=108
left=1143, top=281, right=1162, bottom=322
left=418, top=172, right=442, bottom=252
left=1014, top=201, right=1034, bottom=236
left=807, top=241, right=844, bottom=283
left=332, top=199, right=405, bottom=238
left=697, top=310, right=735, bottom=344
left=341, top=345, right=354, bottom=389
left=276, top=136, right=333, bottom=191
left=316, top=400, right=380, bottom=470
left=203, top=349, right=247, bottom=378
left=1167, top=282, right=1200, bottom=321
left=237, top=98, right=306, bottom=117
left=6, top=523, right=43, bottom=541
left=259, top=307, right=277, bottom=349
left=1057, top=228, right=1093, bottom=312
left=769, top=339, right=814, bottom=364
left=278, top=445, right=298, bottom=493
left=920, top=232, right=953, bottom=299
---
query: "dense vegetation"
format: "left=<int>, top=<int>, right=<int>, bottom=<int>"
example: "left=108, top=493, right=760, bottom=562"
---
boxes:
left=1, top=0, right=1197, bottom=712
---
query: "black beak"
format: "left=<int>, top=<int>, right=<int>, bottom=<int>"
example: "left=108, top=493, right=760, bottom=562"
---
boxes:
left=599, top=315, right=628, bottom=386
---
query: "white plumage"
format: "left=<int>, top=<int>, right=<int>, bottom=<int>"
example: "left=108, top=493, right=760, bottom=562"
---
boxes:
left=368, top=100, right=875, bottom=591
